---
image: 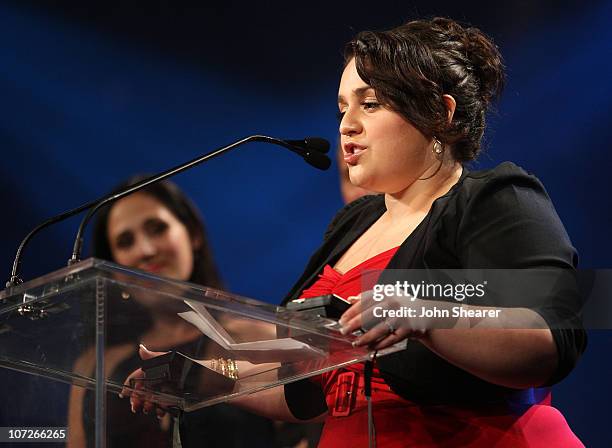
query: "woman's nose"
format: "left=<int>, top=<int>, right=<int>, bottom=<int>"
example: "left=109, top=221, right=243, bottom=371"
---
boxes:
left=136, top=235, right=158, bottom=258
left=339, top=109, right=361, bottom=136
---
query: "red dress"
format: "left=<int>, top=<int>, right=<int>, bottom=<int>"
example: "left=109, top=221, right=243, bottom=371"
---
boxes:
left=300, top=248, right=583, bottom=448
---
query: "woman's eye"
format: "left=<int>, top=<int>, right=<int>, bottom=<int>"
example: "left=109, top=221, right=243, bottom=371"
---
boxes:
left=145, top=219, right=169, bottom=236
left=362, top=101, right=380, bottom=111
left=337, top=101, right=379, bottom=122
left=116, top=233, right=134, bottom=249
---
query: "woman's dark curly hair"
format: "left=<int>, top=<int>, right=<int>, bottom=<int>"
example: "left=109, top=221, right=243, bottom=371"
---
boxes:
left=345, top=17, right=505, bottom=162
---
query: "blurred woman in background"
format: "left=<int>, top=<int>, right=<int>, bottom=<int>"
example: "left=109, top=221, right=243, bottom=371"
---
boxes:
left=67, top=177, right=278, bottom=448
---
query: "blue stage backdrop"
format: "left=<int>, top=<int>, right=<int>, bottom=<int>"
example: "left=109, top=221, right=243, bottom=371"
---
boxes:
left=1, top=1, right=611, bottom=445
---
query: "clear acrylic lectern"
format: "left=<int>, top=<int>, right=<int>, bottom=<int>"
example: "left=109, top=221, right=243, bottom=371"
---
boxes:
left=0, top=258, right=402, bottom=447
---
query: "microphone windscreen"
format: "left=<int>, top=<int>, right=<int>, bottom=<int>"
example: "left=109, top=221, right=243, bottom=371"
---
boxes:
left=304, top=137, right=330, bottom=154
left=304, top=151, right=331, bottom=170
left=286, top=137, right=331, bottom=154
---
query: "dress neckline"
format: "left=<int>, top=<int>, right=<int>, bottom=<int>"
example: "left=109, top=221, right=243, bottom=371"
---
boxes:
left=330, top=246, right=400, bottom=277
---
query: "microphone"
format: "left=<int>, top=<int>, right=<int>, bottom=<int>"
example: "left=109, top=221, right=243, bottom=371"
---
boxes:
left=66, top=135, right=331, bottom=263
left=6, top=135, right=330, bottom=287
left=276, top=138, right=330, bottom=170
left=6, top=135, right=331, bottom=288
left=286, top=137, right=331, bottom=154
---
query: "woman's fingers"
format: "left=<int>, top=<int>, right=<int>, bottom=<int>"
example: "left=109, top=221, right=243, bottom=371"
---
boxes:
left=346, top=295, right=361, bottom=304
left=120, top=344, right=171, bottom=416
left=352, top=321, right=393, bottom=346
left=120, top=368, right=144, bottom=398
left=339, top=295, right=362, bottom=325
left=129, top=373, right=147, bottom=413
left=142, top=393, right=157, bottom=415
left=139, top=344, right=167, bottom=359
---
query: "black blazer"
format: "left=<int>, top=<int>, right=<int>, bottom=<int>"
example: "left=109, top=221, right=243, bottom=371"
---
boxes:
left=282, top=162, right=586, bottom=419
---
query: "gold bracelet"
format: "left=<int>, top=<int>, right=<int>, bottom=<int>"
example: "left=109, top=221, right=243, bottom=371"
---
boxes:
left=210, top=357, right=239, bottom=380
left=227, top=359, right=238, bottom=380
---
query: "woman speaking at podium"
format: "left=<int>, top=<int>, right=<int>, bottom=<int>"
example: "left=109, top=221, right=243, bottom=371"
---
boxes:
left=129, top=17, right=586, bottom=447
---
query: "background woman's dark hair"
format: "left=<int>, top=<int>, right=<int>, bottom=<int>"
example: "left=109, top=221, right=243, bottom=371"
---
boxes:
left=90, top=176, right=223, bottom=344
left=345, top=17, right=505, bottom=162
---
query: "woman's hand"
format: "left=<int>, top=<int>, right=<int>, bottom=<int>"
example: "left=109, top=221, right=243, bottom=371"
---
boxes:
left=338, top=292, right=455, bottom=350
left=119, top=344, right=169, bottom=419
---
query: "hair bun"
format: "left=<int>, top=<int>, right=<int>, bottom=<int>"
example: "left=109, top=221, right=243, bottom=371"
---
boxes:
left=432, top=17, right=504, bottom=104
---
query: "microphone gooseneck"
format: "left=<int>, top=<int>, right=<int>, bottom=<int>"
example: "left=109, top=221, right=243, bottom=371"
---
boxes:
left=6, top=135, right=330, bottom=288
left=65, top=135, right=330, bottom=265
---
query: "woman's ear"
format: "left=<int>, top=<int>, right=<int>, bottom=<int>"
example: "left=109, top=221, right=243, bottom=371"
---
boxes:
left=442, top=94, right=456, bottom=123
left=191, top=234, right=203, bottom=251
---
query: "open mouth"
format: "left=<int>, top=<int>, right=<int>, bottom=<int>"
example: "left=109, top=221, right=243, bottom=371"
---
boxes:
left=343, top=142, right=367, bottom=165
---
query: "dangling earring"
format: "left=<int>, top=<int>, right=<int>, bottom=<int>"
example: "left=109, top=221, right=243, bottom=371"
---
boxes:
left=433, top=137, right=444, bottom=156
left=418, top=137, right=444, bottom=181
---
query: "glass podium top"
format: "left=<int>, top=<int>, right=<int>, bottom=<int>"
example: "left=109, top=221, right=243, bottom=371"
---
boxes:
left=0, top=258, right=404, bottom=412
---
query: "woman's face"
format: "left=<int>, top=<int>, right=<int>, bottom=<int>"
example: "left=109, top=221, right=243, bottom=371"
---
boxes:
left=338, top=58, right=436, bottom=194
left=106, top=192, right=195, bottom=281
